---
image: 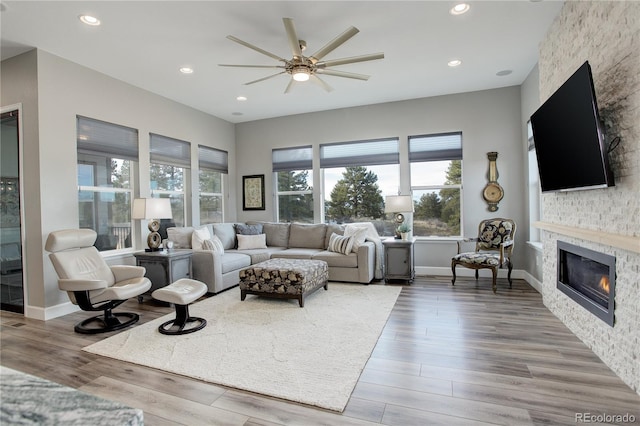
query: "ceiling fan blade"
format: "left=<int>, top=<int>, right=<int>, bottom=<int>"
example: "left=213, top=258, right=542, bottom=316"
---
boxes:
left=311, top=74, right=334, bottom=92
left=282, top=18, right=303, bottom=60
left=284, top=78, right=296, bottom=94
left=309, top=26, right=359, bottom=63
left=316, top=53, right=384, bottom=68
left=219, top=64, right=285, bottom=69
left=316, top=69, right=370, bottom=81
left=226, top=35, right=286, bottom=63
left=244, top=72, right=286, bottom=85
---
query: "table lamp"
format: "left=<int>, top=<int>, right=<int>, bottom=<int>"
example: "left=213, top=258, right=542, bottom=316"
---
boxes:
left=132, top=198, right=173, bottom=251
left=384, top=195, right=414, bottom=239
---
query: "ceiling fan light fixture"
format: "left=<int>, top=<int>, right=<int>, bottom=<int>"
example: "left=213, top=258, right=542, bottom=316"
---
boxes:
left=450, top=3, right=470, bottom=15
left=79, top=14, right=100, bottom=26
left=292, top=66, right=310, bottom=82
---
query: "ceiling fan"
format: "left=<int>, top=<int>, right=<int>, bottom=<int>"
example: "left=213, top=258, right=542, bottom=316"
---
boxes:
left=219, top=18, right=384, bottom=93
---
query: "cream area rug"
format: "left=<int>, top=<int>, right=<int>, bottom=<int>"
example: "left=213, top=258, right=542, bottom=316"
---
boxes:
left=83, top=283, right=401, bottom=412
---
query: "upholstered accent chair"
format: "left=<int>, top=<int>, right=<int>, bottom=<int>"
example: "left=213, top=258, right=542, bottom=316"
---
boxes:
left=451, top=218, right=516, bottom=293
left=45, top=229, right=151, bottom=334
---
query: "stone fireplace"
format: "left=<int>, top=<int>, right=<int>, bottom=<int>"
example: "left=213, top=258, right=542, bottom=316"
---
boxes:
left=557, top=241, right=615, bottom=327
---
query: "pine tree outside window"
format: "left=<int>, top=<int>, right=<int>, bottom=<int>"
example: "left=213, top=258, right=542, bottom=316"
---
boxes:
left=273, top=146, right=313, bottom=223
left=199, top=145, right=227, bottom=225
left=409, top=132, right=463, bottom=237
left=320, top=138, right=399, bottom=236
left=150, top=134, right=191, bottom=226
left=76, top=116, right=137, bottom=252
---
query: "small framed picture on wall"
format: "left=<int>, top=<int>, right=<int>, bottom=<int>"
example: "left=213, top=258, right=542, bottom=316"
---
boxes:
left=242, top=174, right=265, bottom=210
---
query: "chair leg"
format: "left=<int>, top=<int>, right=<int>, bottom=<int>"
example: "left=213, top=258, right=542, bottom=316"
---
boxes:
left=451, top=262, right=457, bottom=285
left=508, top=261, right=513, bottom=288
left=74, top=307, right=139, bottom=334
left=475, top=270, right=479, bottom=280
left=158, top=304, right=207, bottom=335
left=491, top=268, right=497, bottom=294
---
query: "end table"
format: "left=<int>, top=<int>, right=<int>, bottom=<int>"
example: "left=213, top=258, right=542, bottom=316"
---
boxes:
left=134, top=250, right=193, bottom=302
left=382, top=237, right=415, bottom=283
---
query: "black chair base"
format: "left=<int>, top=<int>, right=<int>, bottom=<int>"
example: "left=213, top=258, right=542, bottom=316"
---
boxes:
left=74, top=312, right=139, bottom=334
left=158, top=304, right=206, bottom=335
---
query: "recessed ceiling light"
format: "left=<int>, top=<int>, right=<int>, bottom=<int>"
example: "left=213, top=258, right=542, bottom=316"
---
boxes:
left=79, top=15, right=100, bottom=26
left=450, top=3, right=470, bottom=15
left=496, top=70, right=513, bottom=77
left=448, top=59, right=462, bottom=67
left=179, top=67, right=194, bottom=74
left=236, top=96, right=247, bottom=101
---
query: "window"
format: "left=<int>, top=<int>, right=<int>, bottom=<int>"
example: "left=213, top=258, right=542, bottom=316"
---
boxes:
left=320, top=138, right=399, bottom=235
left=409, top=132, right=463, bottom=237
left=273, top=146, right=313, bottom=223
left=150, top=133, right=190, bottom=227
left=199, top=145, right=227, bottom=224
left=77, top=116, right=137, bottom=252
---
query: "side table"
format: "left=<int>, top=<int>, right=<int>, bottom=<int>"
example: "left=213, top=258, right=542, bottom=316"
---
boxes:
left=382, top=237, right=415, bottom=283
left=134, top=250, right=193, bottom=302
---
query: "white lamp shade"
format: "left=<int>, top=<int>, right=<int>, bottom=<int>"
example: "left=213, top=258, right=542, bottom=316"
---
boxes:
left=384, top=195, right=414, bottom=213
left=132, top=198, right=173, bottom=220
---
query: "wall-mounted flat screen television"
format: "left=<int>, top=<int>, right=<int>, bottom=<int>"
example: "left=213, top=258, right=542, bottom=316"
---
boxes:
left=530, top=61, right=614, bottom=192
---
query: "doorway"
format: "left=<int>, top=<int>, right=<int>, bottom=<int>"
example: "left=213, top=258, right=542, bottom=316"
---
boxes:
left=1, top=108, right=24, bottom=313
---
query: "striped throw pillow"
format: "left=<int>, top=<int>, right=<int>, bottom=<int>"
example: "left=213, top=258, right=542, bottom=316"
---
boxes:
left=328, top=232, right=354, bottom=255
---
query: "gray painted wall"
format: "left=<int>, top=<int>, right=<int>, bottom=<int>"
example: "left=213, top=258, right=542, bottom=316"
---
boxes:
left=235, top=87, right=527, bottom=274
left=2, top=49, right=236, bottom=318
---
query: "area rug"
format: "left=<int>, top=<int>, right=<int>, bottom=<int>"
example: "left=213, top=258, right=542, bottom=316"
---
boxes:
left=82, top=283, right=401, bottom=412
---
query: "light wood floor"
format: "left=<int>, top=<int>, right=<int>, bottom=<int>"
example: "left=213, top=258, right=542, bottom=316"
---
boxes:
left=2, top=277, right=639, bottom=425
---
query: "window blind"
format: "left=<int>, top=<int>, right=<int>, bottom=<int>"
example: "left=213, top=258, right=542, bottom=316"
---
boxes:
left=272, top=145, right=313, bottom=172
left=150, top=133, right=191, bottom=168
left=76, top=116, right=139, bottom=160
left=198, top=145, right=228, bottom=173
left=409, top=132, right=462, bottom=162
left=320, top=138, right=399, bottom=168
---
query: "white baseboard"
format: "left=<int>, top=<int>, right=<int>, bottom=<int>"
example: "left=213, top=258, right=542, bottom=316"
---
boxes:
left=24, top=301, right=79, bottom=321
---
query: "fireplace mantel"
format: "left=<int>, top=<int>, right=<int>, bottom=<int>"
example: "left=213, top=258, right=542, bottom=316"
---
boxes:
left=534, top=221, right=640, bottom=254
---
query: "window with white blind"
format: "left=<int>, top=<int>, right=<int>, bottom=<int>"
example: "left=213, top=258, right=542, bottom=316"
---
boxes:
left=320, top=138, right=399, bottom=234
left=409, top=132, right=463, bottom=237
left=199, top=145, right=227, bottom=225
left=150, top=133, right=190, bottom=226
left=273, top=146, right=313, bottom=223
left=76, top=116, right=137, bottom=252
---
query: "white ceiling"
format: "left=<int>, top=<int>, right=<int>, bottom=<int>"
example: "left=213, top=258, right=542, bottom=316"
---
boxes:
left=1, top=1, right=564, bottom=123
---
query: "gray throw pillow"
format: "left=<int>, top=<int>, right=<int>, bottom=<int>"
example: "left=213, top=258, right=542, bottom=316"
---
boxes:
left=235, top=223, right=263, bottom=235
left=288, top=223, right=327, bottom=249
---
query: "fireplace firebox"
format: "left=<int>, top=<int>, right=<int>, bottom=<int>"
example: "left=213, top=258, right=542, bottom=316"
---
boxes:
left=557, top=241, right=615, bottom=326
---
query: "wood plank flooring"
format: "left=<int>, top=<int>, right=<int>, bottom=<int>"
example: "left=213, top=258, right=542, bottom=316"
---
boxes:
left=2, top=277, right=639, bottom=425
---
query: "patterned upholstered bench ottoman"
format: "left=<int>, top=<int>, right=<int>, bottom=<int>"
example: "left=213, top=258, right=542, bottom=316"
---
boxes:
left=239, top=259, right=328, bottom=307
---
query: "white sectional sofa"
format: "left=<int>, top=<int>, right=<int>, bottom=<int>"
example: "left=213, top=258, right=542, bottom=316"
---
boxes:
left=166, top=222, right=381, bottom=294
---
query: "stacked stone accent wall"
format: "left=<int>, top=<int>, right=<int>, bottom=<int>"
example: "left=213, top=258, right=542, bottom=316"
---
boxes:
left=538, top=2, right=639, bottom=394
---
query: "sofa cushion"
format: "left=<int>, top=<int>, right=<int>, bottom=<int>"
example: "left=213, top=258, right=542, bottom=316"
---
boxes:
left=262, top=222, right=290, bottom=247
left=327, top=233, right=354, bottom=255
left=212, top=223, right=237, bottom=250
left=270, top=248, right=323, bottom=260
left=191, top=226, right=211, bottom=250
left=312, top=250, right=358, bottom=268
left=288, top=223, right=327, bottom=249
left=167, top=227, right=194, bottom=249
left=324, top=224, right=345, bottom=248
left=220, top=252, right=252, bottom=274
left=237, top=233, right=267, bottom=250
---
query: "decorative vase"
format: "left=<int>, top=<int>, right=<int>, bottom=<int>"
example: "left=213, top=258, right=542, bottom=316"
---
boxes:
left=400, top=232, right=409, bottom=240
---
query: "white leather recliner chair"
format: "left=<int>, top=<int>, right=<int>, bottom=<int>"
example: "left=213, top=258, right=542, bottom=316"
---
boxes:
left=45, top=229, right=151, bottom=334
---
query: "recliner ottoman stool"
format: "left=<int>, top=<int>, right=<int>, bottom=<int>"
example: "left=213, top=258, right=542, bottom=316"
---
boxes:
left=152, top=278, right=207, bottom=335
left=239, top=259, right=328, bottom=307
